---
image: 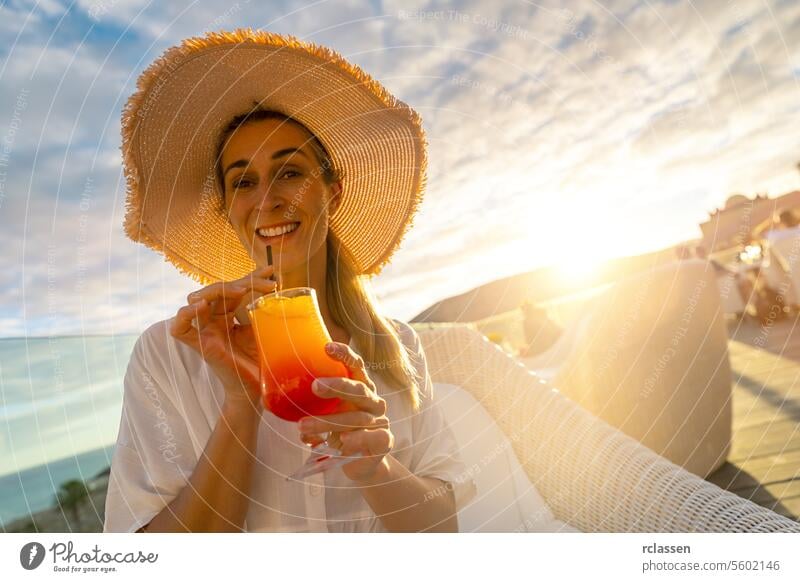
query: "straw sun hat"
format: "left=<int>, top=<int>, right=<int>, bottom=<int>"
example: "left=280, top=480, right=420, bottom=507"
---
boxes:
left=121, top=29, right=428, bottom=284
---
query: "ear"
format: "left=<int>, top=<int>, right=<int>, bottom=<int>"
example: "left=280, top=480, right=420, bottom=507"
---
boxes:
left=328, top=180, right=344, bottom=215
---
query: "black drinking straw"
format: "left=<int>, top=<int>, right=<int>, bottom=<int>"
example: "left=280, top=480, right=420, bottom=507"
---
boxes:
left=266, top=244, right=278, bottom=289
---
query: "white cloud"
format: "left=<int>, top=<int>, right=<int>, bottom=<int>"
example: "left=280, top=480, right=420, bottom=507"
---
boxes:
left=2, top=0, right=800, bottom=334
left=27, top=0, right=67, bottom=18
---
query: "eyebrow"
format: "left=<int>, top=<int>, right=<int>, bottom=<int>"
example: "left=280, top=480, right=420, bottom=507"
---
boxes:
left=222, top=147, right=311, bottom=180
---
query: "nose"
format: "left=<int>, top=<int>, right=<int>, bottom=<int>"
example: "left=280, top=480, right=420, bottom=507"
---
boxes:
left=250, top=187, right=287, bottom=222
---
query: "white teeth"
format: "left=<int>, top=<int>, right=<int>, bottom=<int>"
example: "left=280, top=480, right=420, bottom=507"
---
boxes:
left=257, top=222, right=299, bottom=238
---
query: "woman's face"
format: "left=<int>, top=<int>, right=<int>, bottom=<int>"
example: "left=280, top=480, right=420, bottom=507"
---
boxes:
left=220, top=118, right=342, bottom=272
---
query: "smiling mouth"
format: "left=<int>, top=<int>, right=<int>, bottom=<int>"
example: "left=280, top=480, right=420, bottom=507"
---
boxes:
left=255, top=221, right=300, bottom=244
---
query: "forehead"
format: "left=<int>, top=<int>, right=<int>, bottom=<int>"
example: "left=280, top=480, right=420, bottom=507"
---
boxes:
left=221, top=118, right=314, bottom=163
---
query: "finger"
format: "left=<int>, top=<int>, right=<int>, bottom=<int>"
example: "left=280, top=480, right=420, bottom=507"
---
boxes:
left=238, top=278, right=278, bottom=297
left=326, top=431, right=343, bottom=450
left=323, top=342, right=375, bottom=387
left=234, top=265, right=276, bottom=285
left=171, top=300, right=208, bottom=338
left=186, top=281, right=247, bottom=304
left=190, top=280, right=273, bottom=317
left=312, top=377, right=386, bottom=415
left=194, top=297, right=215, bottom=329
left=205, top=267, right=275, bottom=300
left=210, top=290, right=252, bottom=316
left=233, top=282, right=280, bottom=325
left=188, top=283, right=248, bottom=307
left=298, top=411, right=388, bottom=436
left=339, top=428, right=394, bottom=458
left=300, top=433, right=327, bottom=447
left=232, top=272, right=278, bottom=315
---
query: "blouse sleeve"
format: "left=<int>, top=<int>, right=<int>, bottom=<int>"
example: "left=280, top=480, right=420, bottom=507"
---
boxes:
left=395, top=321, right=478, bottom=512
left=103, top=322, right=198, bottom=533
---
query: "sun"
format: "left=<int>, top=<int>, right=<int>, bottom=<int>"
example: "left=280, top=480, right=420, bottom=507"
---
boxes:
left=557, top=257, right=600, bottom=281
left=545, top=218, right=628, bottom=284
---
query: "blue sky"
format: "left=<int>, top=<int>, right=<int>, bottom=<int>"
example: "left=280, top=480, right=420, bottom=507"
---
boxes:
left=2, top=0, right=799, bottom=336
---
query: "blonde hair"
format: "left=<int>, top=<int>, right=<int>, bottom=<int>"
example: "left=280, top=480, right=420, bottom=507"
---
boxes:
left=217, top=106, right=420, bottom=410
left=326, top=233, right=420, bottom=410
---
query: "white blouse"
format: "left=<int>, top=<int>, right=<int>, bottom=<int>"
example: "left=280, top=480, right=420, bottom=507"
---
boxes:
left=103, top=317, right=476, bottom=533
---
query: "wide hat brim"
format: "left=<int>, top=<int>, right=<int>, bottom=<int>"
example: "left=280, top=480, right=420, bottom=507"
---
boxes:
left=121, top=29, right=427, bottom=283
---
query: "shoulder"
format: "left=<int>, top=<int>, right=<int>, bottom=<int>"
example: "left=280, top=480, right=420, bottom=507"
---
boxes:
left=127, top=317, right=199, bottom=375
left=387, top=318, right=434, bottom=402
left=121, top=317, right=216, bottom=421
left=389, top=318, right=428, bottom=367
left=130, top=318, right=172, bottom=360
left=136, top=318, right=171, bottom=348
left=389, top=318, right=420, bottom=351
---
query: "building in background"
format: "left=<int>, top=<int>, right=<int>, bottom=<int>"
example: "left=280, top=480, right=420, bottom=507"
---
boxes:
left=700, top=190, right=800, bottom=253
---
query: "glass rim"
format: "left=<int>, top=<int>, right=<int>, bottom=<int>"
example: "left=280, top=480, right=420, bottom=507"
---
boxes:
left=246, top=286, right=315, bottom=312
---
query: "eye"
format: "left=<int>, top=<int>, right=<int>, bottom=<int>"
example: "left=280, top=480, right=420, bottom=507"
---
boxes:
left=279, top=169, right=302, bottom=179
left=231, top=176, right=255, bottom=190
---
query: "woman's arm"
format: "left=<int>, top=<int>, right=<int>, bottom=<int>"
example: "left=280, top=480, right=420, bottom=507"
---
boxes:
left=300, top=340, right=460, bottom=533
left=357, top=455, right=458, bottom=532
left=139, top=399, right=260, bottom=532
left=144, top=268, right=276, bottom=532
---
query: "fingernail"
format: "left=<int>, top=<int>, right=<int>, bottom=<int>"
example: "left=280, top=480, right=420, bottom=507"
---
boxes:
left=325, top=343, right=336, bottom=354
left=312, top=380, right=328, bottom=394
left=298, top=418, right=311, bottom=432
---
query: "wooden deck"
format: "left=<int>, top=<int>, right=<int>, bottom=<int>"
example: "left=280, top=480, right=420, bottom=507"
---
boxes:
left=706, top=314, right=800, bottom=520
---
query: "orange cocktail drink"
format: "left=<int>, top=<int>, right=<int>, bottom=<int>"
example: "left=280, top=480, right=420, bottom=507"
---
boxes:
left=248, top=287, right=351, bottom=422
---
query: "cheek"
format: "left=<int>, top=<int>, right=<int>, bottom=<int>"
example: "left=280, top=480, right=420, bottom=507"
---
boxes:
left=291, top=187, right=333, bottom=223
left=309, top=199, right=334, bottom=236
left=224, top=198, right=248, bottom=234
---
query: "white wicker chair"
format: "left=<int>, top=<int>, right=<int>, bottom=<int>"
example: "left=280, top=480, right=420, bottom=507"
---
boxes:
left=522, top=259, right=732, bottom=479
left=417, top=325, right=800, bottom=532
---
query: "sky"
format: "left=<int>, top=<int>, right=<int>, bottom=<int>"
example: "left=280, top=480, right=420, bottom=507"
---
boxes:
left=2, top=0, right=799, bottom=337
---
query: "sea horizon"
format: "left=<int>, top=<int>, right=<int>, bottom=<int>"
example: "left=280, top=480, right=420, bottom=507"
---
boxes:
left=0, top=334, right=138, bottom=476
left=0, top=333, right=140, bottom=341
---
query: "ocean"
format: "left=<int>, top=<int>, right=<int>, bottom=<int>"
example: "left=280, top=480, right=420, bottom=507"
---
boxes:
left=0, top=444, right=115, bottom=526
left=0, top=334, right=139, bottom=525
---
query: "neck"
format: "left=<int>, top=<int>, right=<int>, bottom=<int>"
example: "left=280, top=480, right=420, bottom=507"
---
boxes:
left=276, top=242, right=349, bottom=345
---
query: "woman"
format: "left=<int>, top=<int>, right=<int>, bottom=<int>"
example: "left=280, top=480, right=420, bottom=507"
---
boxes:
left=104, top=30, right=475, bottom=533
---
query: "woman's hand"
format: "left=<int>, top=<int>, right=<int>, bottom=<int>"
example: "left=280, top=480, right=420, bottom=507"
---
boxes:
left=169, top=266, right=277, bottom=409
left=298, top=342, right=393, bottom=483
